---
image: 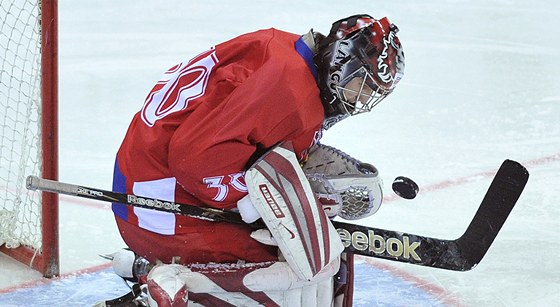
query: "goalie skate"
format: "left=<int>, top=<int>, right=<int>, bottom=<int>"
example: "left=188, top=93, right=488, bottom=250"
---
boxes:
left=93, top=283, right=148, bottom=307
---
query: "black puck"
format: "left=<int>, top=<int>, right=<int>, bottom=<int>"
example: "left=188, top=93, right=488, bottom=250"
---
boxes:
left=392, top=176, right=419, bottom=199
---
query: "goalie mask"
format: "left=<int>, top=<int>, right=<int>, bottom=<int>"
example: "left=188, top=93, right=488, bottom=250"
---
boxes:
left=315, top=14, right=405, bottom=126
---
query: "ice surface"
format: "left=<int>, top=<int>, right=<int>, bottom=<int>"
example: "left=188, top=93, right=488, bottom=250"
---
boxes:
left=1, top=0, right=559, bottom=305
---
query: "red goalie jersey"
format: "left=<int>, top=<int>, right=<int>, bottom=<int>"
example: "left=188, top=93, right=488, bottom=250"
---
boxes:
left=112, top=28, right=324, bottom=265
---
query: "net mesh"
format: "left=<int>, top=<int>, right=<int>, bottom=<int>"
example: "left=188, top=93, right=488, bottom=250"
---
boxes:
left=0, top=0, right=43, bottom=250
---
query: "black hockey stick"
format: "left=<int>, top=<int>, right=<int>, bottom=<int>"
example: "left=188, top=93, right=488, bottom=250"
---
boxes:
left=26, top=159, right=528, bottom=271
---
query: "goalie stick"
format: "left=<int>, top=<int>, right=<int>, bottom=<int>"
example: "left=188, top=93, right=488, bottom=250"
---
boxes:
left=26, top=159, right=528, bottom=271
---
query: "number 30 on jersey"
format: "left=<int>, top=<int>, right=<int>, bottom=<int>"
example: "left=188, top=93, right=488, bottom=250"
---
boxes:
left=203, top=172, right=247, bottom=202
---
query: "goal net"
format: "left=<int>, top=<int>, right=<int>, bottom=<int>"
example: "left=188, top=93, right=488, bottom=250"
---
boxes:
left=0, top=0, right=59, bottom=277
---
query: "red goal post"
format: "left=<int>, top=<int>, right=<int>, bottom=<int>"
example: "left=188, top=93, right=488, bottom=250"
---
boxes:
left=0, top=0, right=59, bottom=278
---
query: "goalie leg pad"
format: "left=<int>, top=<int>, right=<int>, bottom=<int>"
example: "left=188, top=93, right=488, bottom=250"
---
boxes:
left=245, top=142, right=344, bottom=280
left=146, top=260, right=337, bottom=307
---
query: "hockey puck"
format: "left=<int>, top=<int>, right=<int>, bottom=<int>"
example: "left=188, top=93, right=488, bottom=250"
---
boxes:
left=392, top=176, right=419, bottom=199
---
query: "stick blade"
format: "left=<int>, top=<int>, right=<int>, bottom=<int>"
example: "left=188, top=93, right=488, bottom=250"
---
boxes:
left=455, top=159, right=529, bottom=270
left=333, top=159, right=529, bottom=272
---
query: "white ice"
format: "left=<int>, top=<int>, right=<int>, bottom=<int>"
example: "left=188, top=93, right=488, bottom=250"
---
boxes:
left=1, top=0, right=559, bottom=306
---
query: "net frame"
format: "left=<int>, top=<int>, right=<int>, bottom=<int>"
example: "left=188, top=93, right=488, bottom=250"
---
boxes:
left=0, top=0, right=59, bottom=278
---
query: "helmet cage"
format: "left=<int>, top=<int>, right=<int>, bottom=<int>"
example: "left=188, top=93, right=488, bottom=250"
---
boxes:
left=334, top=65, right=389, bottom=115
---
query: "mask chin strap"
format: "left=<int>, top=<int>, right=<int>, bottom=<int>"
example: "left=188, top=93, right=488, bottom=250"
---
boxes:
left=320, top=91, right=351, bottom=130
left=318, top=79, right=348, bottom=116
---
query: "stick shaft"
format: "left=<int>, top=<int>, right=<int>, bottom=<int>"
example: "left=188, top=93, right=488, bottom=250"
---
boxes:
left=26, top=175, right=248, bottom=224
left=26, top=159, right=529, bottom=272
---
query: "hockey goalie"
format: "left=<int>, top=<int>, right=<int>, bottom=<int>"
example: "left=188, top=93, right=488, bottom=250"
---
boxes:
left=103, top=142, right=383, bottom=306
left=100, top=13, right=403, bottom=307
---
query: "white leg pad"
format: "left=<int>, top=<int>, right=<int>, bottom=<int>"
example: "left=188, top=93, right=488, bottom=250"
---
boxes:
left=146, top=260, right=338, bottom=307
left=245, top=142, right=344, bottom=281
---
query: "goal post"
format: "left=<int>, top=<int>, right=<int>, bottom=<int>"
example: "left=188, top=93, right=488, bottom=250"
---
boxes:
left=0, top=0, right=59, bottom=278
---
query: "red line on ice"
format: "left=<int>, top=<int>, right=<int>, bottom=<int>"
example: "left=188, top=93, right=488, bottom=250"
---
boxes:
left=0, top=262, right=112, bottom=294
left=360, top=257, right=468, bottom=307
